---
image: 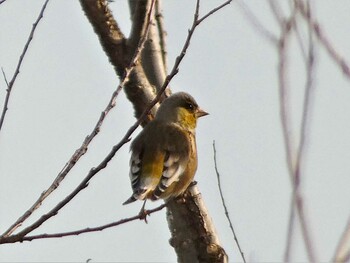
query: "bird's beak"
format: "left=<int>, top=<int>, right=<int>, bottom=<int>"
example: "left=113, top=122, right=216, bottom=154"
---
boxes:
left=196, top=107, right=209, bottom=118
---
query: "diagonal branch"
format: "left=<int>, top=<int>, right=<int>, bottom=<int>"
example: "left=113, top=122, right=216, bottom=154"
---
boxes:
left=295, top=0, right=350, bottom=79
left=333, top=215, right=350, bottom=263
left=2, top=204, right=166, bottom=244
left=0, top=0, right=50, bottom=134
left=236, top=0, right=278, bottom=45
left=276, top=4, right=317, bottom=262
left=1, top=0, right=156, bottom=239
left=80, top=0, right=126, bottom=74
left=81, top=0, right=159, bottom=123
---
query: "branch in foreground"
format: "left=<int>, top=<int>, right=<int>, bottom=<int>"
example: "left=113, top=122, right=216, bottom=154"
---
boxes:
left=333, top=215, right=350, bottom=263
left=236, top=0, right=278, bottom=45
left=213, top=141, right=246, bottom=263
left=295, top=0, right=350, bottom=79
left=1, top=0, right=156, bottom=239
left=276, top=6, right=317, bottom=262
left=0, top=0, right=50, bottom=133
left=3, top=204, right=166, bottom=243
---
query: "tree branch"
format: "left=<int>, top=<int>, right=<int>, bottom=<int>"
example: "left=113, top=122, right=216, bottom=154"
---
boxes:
left=2, top=204, right=166, bottom=244
left=80, top=0, right=158, bottom=123
left=167, top=186, right=228, bottom=263
left=333, top=215, right=350, bottom=263
left=295, top=0, right=350, bottom=79
left=236, top=0, right=278, bottom=45
left=276, top=4, right=317, bottom=262
left=80, top=0, right=126, bottom=74
left=1, top=0, right=156, bottom=239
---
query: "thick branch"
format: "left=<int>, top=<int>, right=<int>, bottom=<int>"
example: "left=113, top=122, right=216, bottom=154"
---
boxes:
left=80, top=0, right=127, bottom=74
left=80, top=0, right=159, bottom=123
left=167, top=186, right=228, bottom=263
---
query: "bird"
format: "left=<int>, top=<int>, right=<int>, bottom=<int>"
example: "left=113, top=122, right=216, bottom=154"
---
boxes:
left=123, top=91, right=208, bottom=205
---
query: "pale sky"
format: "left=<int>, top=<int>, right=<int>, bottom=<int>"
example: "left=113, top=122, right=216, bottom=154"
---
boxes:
left=0, top=1, right=349, bottom=262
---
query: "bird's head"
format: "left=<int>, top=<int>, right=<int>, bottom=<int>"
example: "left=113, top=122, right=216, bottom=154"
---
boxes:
left=155, top=92, right=208, bottom=131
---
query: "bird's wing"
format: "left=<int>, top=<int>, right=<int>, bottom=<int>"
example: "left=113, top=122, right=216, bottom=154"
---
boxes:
left=151, top=124, right=190, bottom=199
left=124, top=122, right=190, bottom=204
left=128, top=145, right=165, bottom=200
left=151, top=149, right=188, bottom=199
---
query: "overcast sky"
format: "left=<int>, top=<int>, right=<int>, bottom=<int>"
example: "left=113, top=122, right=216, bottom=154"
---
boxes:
left=0, top=0, right=350, bottom=262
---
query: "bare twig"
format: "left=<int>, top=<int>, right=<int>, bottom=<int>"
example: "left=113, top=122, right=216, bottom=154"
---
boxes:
left=0, top=0, right=8, bottom=5
left=277, top=4, right=317, bottom=262
left=3, top=204, right=166, bottom=243
left=296, top=3, right=318, bottom=263
left=268, top=0, right=285, bottom=26
left=0, top=0, right=50, bottom=133
left=277, top=18, right=295, bottom=191
left=213, top=141, right=246, bottom=263
left=1, top=68, right=9, bottom=87
left=333, top=215, right=350, bottom=263
left=236, top=0, right=278, bottom=45
left=284, top=196, right=296, bottom=262
left=295, top=0, right=350, bottom=79
left=1, top=0, right=156, bottom=238
left=197, top=0, right=232, bottom=24
left=284, top=4, right=316, bottom=262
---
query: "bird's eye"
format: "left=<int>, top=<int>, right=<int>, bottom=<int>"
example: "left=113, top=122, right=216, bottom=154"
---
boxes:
left=186, top=103, right=194, bottom=110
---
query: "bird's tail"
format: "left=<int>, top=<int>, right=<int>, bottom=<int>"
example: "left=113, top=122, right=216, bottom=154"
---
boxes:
left=122, top=195, right=137, bottom=205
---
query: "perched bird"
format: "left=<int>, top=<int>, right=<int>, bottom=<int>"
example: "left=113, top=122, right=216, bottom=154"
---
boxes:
left=123, top=92, right=208, bottom=205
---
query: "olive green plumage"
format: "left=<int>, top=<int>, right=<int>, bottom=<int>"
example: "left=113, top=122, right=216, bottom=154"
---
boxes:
left=123, top=92, right=208, bottom=205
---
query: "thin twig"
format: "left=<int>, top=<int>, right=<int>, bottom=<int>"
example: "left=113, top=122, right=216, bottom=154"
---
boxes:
left=1, top=68, right=9, bottom=87
left=290, top=12, right=308, bottom=62
left=3, top=204, right=166, bottom=243
left=0, top=0, right=8, bottom=5
left=277, top=18, right=295, bottom=191
left=284, top=196, right=296, bottom=262
left=236, top=0, right=278, bottom=45
left=197, top=0, right=232, bottom=24
left=268, top=0, right=285, bottom=26
left=284, top=3, right=316, bottom=261
left=0, top=0, right=50, bottom=133
left=295, top=0, right=350, bottom=79
left=0, top=0, right=156, bottom=238
left=213, top=141, right=246, bottom=263
left=333, top=215, right=350, bottom=263
left=296, top=2, right=318, bottom=262
left=277, top=5, right=317, bottom=262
